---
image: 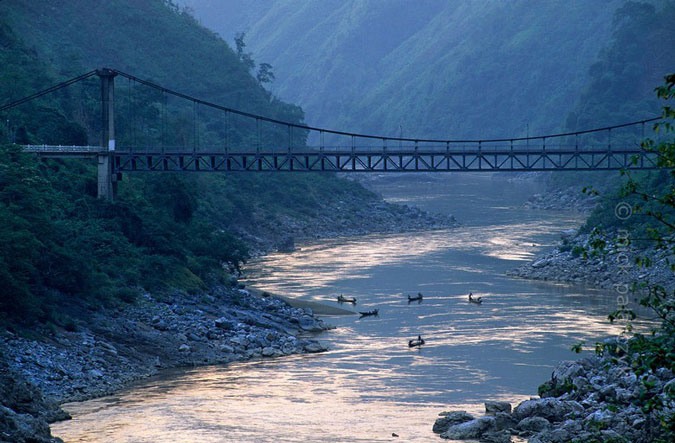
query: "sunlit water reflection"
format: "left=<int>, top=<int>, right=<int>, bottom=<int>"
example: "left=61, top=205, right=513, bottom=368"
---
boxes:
left=53, top=174, right=636, bottom=442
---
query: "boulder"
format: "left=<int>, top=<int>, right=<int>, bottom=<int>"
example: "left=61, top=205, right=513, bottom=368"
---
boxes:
left=88, top=369, right=103, bottom=379
left=303, top=342, right=326, bottom=353
left=494, top=412, right=518, bottom=431
left=219, top=344, right=235, bottom=354
left=441, top=416, right=496, bottom=440
left=261, top=347, right=276, bottom=357
left=152, top=319, right=168, bottom=331
left=513, top=398, right=581, bottom=423
left=551, top=360, right=585, bottom=382
left=186, top=332, right=203, bottom=342
left=178, top=344, right=190, bottom=353
left=518, top=416, right=550, bottom=433
left=432, top=410, right=474, bottom=433
left=582, top=409, right=613, bottom=431
left=0, top=405, right=59, bottom=443
left=485, top=401, right=511, bottom=415
left=214, top=317, right=235, bottom=330
left=528, top=419, right=581, bottom=443
left=481, top=430, right=512, bottom=443
left=298, top=316, right=323, bottom=332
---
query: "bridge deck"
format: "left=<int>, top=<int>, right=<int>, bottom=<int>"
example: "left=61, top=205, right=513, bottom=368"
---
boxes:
left=110, top=149, right=658, bottom=172
left=21, top=145, right=659, bottom=172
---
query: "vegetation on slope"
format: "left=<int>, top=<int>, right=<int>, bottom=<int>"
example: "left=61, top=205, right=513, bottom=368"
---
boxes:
left=550, top=0, right=675, bottom=190
left=577, top=75, right=675, bottom=442
left=0, top=0, right=379, bottom=327
left=183, top=0, right=622, bottom=139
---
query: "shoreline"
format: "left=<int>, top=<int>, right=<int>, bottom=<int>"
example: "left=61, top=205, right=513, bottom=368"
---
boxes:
left=0, top=189, right=456, bottom=442
left=0, top=284, right=346, bottom=443
left=245, top=287, right=357, bottom=316
left=432, top=349, right=673, bottom=443
left=452, top=230, right=674, bottom=443
left=9, top=194, right=669, bottom=443
left=506, top=232, right=674, bottom=294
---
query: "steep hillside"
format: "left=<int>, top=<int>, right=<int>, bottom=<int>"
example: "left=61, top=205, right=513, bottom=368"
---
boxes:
left=565, top=0, right=675, bottom=130
left=549, top=0, right=675, bottom=189
left=0, top=0, right=452, bottom=325
left=181, top=0, right=623, bottom=138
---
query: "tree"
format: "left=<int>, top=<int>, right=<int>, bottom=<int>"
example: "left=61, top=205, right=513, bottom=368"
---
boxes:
left=234, top=32, right=255, bottom=73
left=256, top=62, right=275, bottom=85
left=579, top=74, right=674, bottom=442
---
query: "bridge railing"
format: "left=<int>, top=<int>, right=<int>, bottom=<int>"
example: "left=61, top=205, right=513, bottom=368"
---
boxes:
left=22, top=145, right=105, bottom=153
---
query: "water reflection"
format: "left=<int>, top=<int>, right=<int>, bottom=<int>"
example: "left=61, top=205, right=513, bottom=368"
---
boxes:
left=54, top=175, right=638, bottom=442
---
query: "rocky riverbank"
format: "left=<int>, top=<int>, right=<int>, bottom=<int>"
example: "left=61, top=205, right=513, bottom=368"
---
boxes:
left=0, top=184, right=459, bottom=441
left=523, top=186, right=599, bottom=212
left=432, top=343, right=674, bottom=442
left=506, top=231, right=674, bottom=293
left=237, top=195, right=457, bottom=255
left=0, top=283, right=333, bottom=442
left=490, top=225, right=675, bottom=442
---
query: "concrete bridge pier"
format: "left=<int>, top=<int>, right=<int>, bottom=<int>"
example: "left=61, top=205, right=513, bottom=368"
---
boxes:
left=97, top=68, right=117, bottom=201
left=97, top=153, right=115, bottom=201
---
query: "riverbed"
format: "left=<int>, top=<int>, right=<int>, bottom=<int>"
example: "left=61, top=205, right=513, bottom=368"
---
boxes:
left=52, top=174, right=629, bottom=442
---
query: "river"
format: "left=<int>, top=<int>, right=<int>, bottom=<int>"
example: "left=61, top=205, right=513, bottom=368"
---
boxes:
left=52, top=174, right=628, bottom=442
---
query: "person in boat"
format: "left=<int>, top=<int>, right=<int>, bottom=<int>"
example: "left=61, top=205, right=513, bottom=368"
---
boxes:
left=359, top=308, right=378, bottom=317
left=408, top=335, right=425, bottom=347
left=468, top=292, right=482, bottom=304
left=337, top=294, right=356, bottom=304
left=407, top=292, right=423, bottom=302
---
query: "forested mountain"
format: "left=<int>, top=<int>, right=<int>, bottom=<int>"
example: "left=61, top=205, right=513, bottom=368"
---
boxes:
left=565, top=0, right=675, bottom=130
left=180, top=0, right=626, bottom=139
left=0, top=0, right=383, bottom=323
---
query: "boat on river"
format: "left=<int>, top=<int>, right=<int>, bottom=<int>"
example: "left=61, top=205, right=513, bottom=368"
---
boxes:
left=407, top=293, right=423, bottom=303
left=359, top=309, right=379, bottom=317
left=337, top=294, right=357, bottom=304
left=468, top=292, right=483, bottom=304
left=408, top=335, right=425, bottom=347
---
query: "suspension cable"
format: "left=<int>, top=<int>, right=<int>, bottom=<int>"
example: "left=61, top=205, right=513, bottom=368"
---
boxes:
left=109, top=68, right=662, bottom=144
left=0, top=70, right=98, bottom=112
left=0, top=68, right=664, bottom=145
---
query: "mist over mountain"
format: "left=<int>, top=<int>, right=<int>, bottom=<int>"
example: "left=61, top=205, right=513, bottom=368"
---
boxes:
left=180, top=0, right=627, bottom=139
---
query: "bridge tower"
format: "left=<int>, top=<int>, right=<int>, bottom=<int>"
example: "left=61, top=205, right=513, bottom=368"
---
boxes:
left=97, top=68, right=117, bottom=201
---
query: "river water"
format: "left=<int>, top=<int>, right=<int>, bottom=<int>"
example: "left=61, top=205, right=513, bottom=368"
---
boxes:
left=53, top=174, right=628, bottom=442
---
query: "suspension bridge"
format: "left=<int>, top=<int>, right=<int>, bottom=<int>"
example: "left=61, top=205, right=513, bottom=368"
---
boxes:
left=1, top=68, right=664, bottom=201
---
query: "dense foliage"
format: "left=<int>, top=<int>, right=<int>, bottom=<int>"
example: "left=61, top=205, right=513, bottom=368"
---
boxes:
left=551, top=0, right=675, bottom=190
left=0, top=144, right=248, bottom=323
left=565, top=1, right=675, bottom=130
left=575, top=75, right=674, bottom=442
left=0, top=0, right=377, bottom=326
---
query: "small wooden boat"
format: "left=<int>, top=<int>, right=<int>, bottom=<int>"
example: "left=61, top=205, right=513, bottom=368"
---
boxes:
left=408, top=292, right=423, bottom=303
left=468, top=292, right=483, bottom=304
left=408, top=335, right=425, bottom=348
left=359, top=309, right=379, bottom=317
left=337, top=294, right=357, bottom=304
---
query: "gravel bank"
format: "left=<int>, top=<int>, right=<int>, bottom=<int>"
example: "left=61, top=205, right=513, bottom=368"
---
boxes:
left=238, top=197, right=458, bottom=255
left=507, top=231, right=674, bottom=293
left=523, top=186, right=599, bottom=212
left=1, top=284, right=333, bottom=441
